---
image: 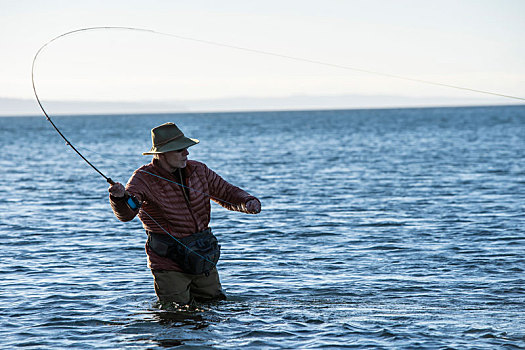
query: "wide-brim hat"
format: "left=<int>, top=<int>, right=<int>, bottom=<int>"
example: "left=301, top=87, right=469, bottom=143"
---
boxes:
left=142, top=122, right=199, bottom=155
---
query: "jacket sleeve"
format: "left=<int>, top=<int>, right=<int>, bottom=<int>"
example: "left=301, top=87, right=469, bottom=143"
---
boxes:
left=109, top=169, right=150, bottom=222
left=109, top=194, right=138, bottom=222
left=205, top=165, right=260, bottom=213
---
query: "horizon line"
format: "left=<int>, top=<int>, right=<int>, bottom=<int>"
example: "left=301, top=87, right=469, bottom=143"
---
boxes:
left=2, top=102, right=524, bottom=118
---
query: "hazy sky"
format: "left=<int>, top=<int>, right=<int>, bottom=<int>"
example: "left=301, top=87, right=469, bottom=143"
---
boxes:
left=1, top=0, right=524, bottom=109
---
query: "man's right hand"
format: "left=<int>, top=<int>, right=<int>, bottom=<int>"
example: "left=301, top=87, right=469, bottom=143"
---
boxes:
left=108, top=182, right=126, bottom=198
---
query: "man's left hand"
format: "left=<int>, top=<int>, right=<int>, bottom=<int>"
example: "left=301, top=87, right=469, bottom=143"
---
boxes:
left=246, top=199, right=261, bottom=214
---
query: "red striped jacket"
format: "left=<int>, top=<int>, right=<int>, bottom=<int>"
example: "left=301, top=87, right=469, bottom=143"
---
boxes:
left=110, top=158, right=258, bottom=271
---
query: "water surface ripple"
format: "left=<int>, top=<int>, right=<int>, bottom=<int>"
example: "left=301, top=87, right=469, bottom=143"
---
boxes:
left=1, top=106, right=524, bottom=349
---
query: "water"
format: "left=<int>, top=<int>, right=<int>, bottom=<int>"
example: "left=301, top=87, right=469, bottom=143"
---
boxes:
left=1, top=105, right=524, bottom=349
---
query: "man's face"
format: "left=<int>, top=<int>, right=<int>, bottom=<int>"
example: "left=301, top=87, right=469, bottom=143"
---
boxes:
left=160, top=148, right=189, bottom=171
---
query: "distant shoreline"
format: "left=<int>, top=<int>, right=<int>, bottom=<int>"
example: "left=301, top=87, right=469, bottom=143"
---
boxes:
left=2, top=94, right=525, bottom=117
left=2, top=102, right=523, bottom=118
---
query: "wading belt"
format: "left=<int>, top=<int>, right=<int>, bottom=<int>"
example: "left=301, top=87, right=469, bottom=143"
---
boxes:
left=146, top=228, right=220, bottom=276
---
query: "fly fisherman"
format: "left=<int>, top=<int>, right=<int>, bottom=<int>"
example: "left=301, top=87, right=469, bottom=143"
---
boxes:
left=108, top=122, right=261, bottom=305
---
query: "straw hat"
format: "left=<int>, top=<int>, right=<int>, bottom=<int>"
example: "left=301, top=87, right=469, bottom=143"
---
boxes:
left=142, top=122, right=199, bottom=155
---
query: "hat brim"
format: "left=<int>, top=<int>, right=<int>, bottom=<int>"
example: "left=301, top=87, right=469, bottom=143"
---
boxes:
left=142, top=137, right=199, bottom=155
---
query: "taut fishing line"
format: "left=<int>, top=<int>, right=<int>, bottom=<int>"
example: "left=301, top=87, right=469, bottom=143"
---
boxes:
left=31, top=25, right=525, bottom=183
left=31, top=26, right=524, bottom=266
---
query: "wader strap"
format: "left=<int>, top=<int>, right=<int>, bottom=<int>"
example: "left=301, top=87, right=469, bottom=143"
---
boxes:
left=146, top=228, right=212, bottom=256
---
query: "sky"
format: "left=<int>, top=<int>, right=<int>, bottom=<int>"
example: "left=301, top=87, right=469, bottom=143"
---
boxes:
left=1, top=0, right=524, bottom=114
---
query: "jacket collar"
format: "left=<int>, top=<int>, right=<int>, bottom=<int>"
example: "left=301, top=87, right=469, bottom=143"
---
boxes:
left=150, top=158, right=195, bottom=179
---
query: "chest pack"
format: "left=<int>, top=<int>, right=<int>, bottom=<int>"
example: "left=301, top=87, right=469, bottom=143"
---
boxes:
left=147, top=228, right=220, bottom=275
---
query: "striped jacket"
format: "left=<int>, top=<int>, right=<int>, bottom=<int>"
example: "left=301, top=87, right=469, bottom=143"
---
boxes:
left=110, top=158, right=258, bottom=271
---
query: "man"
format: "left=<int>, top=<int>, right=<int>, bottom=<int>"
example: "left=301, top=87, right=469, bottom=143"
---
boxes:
left=108, top=122, right=261, bottom=305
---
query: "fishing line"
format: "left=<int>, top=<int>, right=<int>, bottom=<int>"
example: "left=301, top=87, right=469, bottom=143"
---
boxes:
left=31, top=25, right=525, bottom=181
left=141, top=209, right=217, bottom=266
left=32, top=26, right=525, bottom=107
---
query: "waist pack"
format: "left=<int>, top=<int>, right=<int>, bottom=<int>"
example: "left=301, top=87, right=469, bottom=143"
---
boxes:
left=147, top=228, right=220, bottom=275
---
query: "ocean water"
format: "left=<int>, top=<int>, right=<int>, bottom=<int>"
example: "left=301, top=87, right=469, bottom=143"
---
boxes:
left=0, top=105, right=524, bottom=349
